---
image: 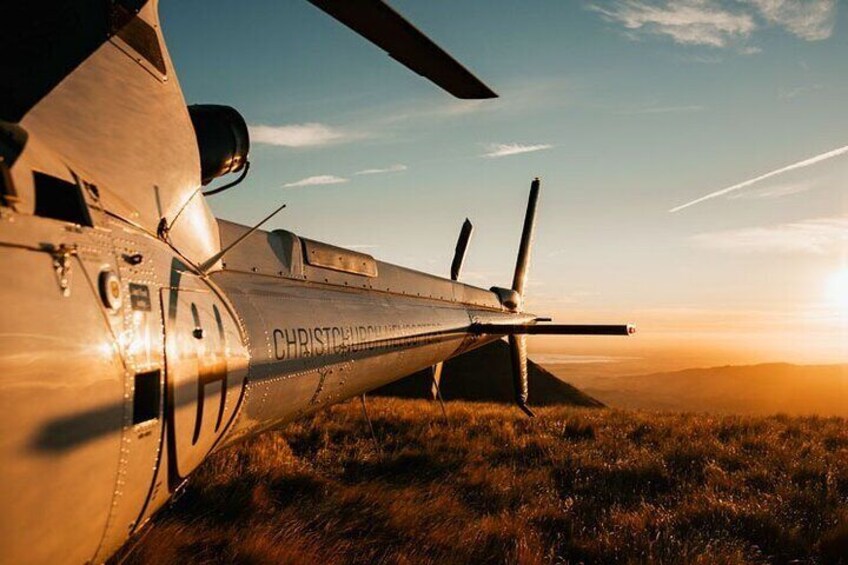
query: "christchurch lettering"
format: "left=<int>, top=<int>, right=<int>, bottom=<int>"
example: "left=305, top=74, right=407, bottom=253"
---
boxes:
left=272, top=323, right=438, bottom=361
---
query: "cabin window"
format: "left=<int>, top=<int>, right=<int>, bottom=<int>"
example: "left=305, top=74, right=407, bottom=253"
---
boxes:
left=33, top=171, right=93, bottom=226
left=133, top=369, right=161, bottom=424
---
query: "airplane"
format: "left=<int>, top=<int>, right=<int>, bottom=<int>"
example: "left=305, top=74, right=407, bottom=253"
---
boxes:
left=0, top=1, right=633, bottom=563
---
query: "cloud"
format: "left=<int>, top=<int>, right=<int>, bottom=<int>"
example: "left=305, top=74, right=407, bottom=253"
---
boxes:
left=375, top=99, right=491, bottom=127
left=726, top=182, right=813, bottom=200
left=283, top=175, right=349, bottom=188
left=691, top=216, right=848, bottom=254
left=749, top=0, right=837, bottom=41
left=249, top=123, right=354, bottom=148
left=670, top=144, right=848, bottom=212
left=482, top=143, right=553, bottom=158
left=354, top=164, right=408, bottom=175
left=591, top=1, right=756, bottom=47
left=591, top=0, right=837, bottom=48
left=373, top=79, right=571, bottom=129
left=778, top=83, right=824, bottom=100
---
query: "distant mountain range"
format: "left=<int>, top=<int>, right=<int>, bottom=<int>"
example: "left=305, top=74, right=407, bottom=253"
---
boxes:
left=375, top=345, right=848, bottom=417
left=373, top=340, right=603, bottom=408
left=561, top=363, right=848, bottom=416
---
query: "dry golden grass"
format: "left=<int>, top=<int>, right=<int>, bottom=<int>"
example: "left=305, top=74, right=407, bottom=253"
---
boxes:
left=125, top=399, right=848, bottom=564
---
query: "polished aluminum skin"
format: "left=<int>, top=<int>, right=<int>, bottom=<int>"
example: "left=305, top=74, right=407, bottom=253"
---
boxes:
left=0, top=2, right=627, bottom=563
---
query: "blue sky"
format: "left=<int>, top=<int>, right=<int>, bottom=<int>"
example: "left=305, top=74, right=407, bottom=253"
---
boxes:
left=160, top=1, right=847, bottom=369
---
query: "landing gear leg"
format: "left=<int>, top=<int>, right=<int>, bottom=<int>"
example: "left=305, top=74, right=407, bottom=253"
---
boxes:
left=430, top=363, right=449, bottom=425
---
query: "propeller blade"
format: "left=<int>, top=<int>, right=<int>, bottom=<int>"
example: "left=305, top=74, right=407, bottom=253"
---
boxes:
left=306, top=0, right=497, bottom=99
left=451, top=218, right=474, bottom=281
left=509, top=334, right=535, bottom=418
left=511, top=178, right=541, bottom=299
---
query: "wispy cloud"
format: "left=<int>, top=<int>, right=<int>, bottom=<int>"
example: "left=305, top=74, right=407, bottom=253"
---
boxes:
left=726, top=182, right=813, bottom=200
left=691, top=216, right=848, bottom=254
left=357, top=79, right=572, bottom=136
left=591, top=0, right=837, bottom=49
left=669, top=144, right=848, bottom=212
left=778, top=84, right=824, bottom=100
left=381, top=100, right=489, bottom=124
left=250, top=123, right=356, bottom=148
left=591, top=1, right=755, bottom=47
left=354, top=164, right=408, bottom=176
left=251, top=80, right=570, bottom=156
left=283, top=175, right=349, bottom=188
left=482, top=143, right=554, bottom=159
left=749, top=0, right=837, bottom=41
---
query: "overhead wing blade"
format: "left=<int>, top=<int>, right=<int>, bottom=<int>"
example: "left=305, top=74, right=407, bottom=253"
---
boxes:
left=306, top=0, right=497, bottom=99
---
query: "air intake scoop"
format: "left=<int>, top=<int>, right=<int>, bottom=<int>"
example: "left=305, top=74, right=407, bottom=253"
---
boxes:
left=188, top=104, right=250, bottom=185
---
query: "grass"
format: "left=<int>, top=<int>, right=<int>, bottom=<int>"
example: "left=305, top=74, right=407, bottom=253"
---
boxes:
left=124, top=399, right=848, bottom=564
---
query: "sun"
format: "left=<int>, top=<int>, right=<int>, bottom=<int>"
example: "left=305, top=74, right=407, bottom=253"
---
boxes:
left=825, top=268, right=848, bottom=311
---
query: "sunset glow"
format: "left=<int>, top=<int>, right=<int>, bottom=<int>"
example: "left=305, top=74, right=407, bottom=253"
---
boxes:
left=826, top=267, right=848, bottom=313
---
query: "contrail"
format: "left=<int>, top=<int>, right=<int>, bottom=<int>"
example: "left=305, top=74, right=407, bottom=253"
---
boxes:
left=669, top=145, right=848, bottom=213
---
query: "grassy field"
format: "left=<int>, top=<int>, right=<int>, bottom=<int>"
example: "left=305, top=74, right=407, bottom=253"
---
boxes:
left=125, top=399, right=848, bottom=564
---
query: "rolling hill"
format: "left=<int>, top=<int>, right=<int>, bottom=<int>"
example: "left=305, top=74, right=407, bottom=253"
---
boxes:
left=554, top=363, right=848, bottom=416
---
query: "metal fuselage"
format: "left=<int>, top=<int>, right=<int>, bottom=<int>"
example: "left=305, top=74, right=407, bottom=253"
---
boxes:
left=0, top=2, right=530, bottom=562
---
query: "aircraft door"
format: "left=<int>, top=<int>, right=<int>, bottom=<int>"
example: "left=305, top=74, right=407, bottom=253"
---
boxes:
left=89, top=232, right=172, bottom=560
left=162, top=278, right=248, bottom=488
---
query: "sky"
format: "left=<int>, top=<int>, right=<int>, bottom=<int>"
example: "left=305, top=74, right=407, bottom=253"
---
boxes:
left=160, top=0, right=848, bottom=372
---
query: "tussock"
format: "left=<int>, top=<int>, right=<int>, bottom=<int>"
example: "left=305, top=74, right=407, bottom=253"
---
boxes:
left=123, top=399, right=848, bottom=564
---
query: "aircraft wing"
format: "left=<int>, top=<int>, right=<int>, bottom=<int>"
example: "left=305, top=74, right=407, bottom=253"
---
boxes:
left=306, top=0, right=498, bottom=99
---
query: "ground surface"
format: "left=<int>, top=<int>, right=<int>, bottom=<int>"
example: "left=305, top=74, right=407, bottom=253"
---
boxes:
left=125, top=399, right=848, bottom=564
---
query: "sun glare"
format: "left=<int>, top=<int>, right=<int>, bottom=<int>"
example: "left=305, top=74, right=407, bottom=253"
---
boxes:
left=825, top=268, right=848, bottom=311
